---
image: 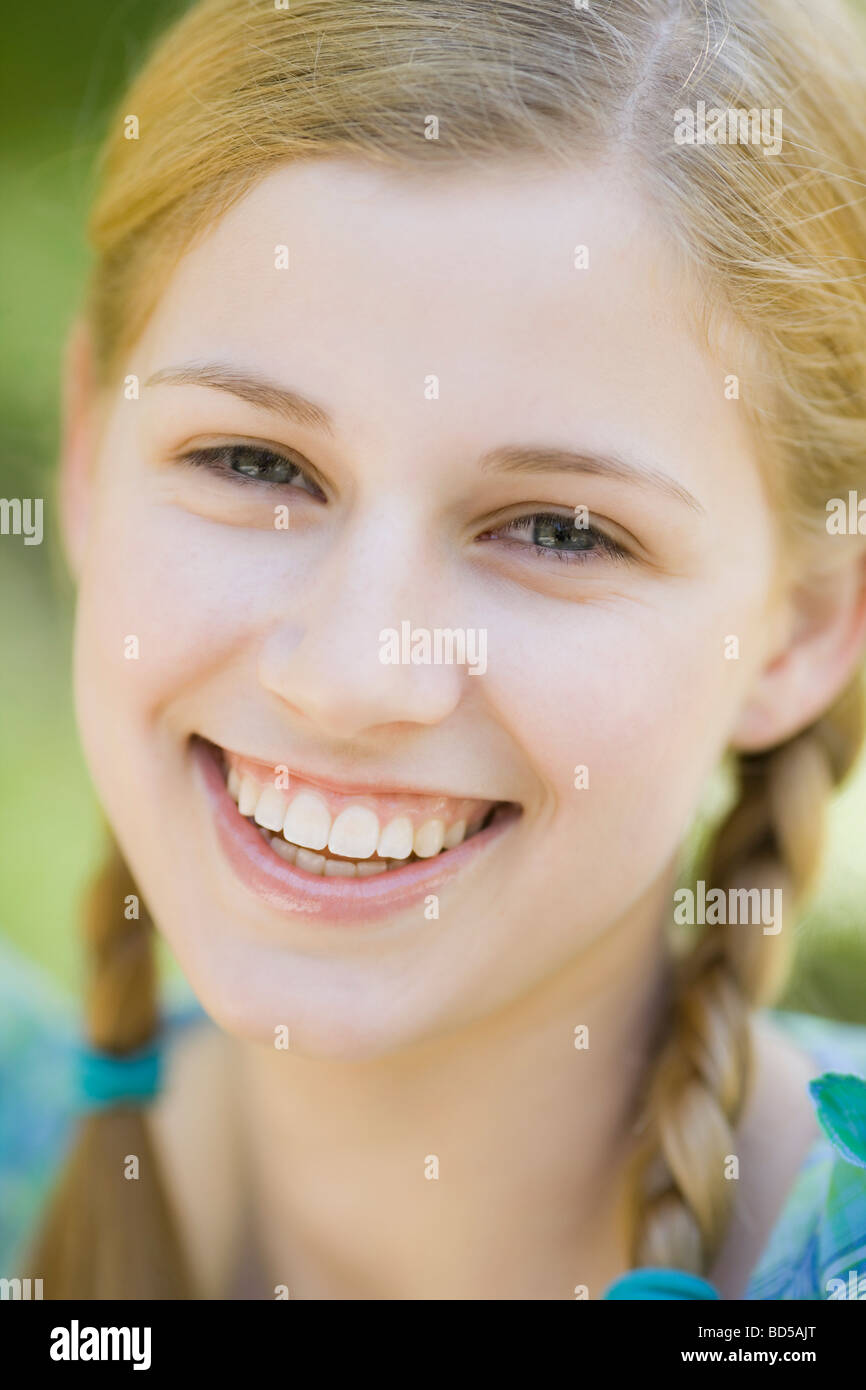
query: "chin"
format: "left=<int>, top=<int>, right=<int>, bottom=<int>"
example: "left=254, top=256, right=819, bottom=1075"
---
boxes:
left=165, top=927, right=450, bottom=1061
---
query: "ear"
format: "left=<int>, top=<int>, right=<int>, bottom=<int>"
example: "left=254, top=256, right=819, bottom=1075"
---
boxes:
left=58, top=316, right=99, bottom=580
left=732, top=549, right=866, bottom=751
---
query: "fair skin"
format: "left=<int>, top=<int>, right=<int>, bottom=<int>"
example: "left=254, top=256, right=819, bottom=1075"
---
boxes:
left=60, top=158, right=866, bottom=1298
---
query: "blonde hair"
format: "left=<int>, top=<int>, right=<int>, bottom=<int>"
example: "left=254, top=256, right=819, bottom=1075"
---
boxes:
left=29, top=0, right=866, bottom=1295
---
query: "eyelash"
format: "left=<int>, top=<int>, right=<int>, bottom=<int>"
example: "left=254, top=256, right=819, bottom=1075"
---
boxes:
left=180, top=443, right=326, bottom=499
left=180, top=444, right=628, bottom=566
left=480, top=513, right=628, bottom=566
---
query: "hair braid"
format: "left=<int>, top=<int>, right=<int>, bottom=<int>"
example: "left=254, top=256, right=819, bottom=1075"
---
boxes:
left=24, top=834, right=194, bottom=1298
left=627, top=674, right=866, bottom=1275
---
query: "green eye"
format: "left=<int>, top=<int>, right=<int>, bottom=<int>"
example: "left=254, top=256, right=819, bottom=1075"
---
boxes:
left=531, top=515, right=598, bottom=550
left=182, top=443, right=326, bottom=498
left=481, top=511, right=628, bottom=565
left=229, top=445, right=299, bottom=483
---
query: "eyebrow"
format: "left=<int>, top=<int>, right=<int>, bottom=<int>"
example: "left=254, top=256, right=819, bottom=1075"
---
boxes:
left=145, top=361, right=703, bottom=513
left=144, top=362, right=335, bottom=435
left=479, top=445, right=704, bottom=513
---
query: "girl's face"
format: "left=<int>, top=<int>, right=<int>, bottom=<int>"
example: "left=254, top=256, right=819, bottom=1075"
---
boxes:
left=68, top=158, right=786, bottom=1056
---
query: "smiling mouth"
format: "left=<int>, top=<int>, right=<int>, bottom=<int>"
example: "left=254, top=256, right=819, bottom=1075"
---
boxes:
left=201, top=738, right=516, bottom=879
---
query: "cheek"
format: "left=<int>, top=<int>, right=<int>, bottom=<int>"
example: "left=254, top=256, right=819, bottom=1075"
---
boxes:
left=71, top=488, right=282, bottom=879
left=485, top=589, right=759, bottom=895
left=74, top=489, right=265, bottom=739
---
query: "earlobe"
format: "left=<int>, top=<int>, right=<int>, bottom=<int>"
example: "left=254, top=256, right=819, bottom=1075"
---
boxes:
left=732, top=553, right=866, bottom=753
left=58, top=316, right=97, bottom=580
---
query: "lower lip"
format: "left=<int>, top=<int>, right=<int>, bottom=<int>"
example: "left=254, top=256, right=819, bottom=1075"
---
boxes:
left=192, top=737, right=518, bottom=924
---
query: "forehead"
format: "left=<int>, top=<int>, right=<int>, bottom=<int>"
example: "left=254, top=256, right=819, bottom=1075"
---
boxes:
left=134, top=156, right=755, bottom=487
left=144, top=155, right=694, bottom=353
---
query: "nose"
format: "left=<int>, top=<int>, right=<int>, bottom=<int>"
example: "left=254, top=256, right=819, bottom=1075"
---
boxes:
left=257, top=510, right=468, bottom=741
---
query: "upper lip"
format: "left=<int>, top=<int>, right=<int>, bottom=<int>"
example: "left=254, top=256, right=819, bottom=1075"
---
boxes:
left=200, top=736, right=518, bottom=808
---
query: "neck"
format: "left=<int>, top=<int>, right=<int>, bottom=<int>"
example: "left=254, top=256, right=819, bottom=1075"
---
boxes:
left=233, top=891, right=675, bottom=1300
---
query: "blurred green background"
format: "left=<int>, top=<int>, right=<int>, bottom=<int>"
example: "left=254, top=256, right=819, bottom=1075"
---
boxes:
left=1, top=0, right=189, bottom=997
left=1, top=0, right=865, bottom=1015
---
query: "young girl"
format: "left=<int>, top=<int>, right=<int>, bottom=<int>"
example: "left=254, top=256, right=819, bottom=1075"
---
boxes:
left=9, top=0, right=866, bottom=1300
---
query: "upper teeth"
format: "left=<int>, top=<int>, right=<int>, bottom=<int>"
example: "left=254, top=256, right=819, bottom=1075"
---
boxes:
left=227, top=766, right=475, bottom=860
left=376, top=815, right=414, bottom=860
left=328, top=805, right=380, bottom=859
left=283, top=790, right=331, bottom=850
